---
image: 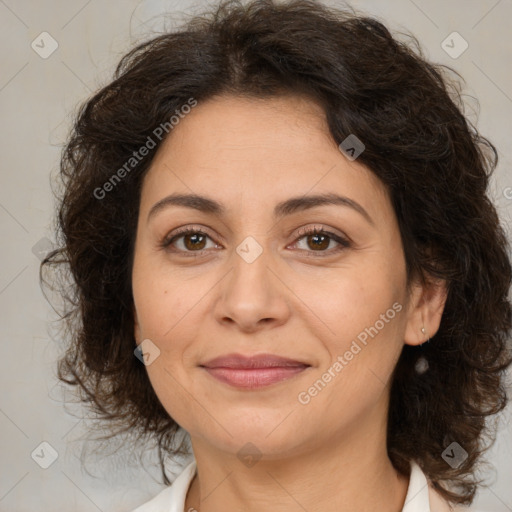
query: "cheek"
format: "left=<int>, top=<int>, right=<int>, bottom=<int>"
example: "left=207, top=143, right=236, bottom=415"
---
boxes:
left=132, top=257, right=220, bottom=386
left=131, top=262, right=201, bottom=423
left=293, top=276, right=405, bottom=423
left=133, top=255, right=196, bottom=338
left=303, top=265, right=404, bottom=342
left=297, top=256, right=407, bottom=390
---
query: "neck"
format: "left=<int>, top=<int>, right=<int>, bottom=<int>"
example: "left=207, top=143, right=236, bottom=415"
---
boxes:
left=184, top=413, right=409, bottom=512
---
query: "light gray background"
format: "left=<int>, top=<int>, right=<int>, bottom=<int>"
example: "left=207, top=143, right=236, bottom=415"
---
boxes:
left=1, top=0, right=511, bottom=510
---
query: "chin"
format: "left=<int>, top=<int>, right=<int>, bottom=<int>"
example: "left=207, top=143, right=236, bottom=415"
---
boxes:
left=209, top=431, right=305, bottom=460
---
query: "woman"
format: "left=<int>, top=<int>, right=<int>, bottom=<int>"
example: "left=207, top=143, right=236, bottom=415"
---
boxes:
left=41, top=0, right=512, bottom=510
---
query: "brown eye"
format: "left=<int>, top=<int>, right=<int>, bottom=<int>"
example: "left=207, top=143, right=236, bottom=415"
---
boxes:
left=182, top=232, right=207, bottom=251
left=161, top=228, right=219, bottom=255
left=305, top=232, right=330, bottom=251
left=292, top=227, right=350, bottom=256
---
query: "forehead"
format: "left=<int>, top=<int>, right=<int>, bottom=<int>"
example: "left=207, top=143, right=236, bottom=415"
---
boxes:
left=140, top=94, right=390, bottom=223
left=158, top=93, right=334, bottom=167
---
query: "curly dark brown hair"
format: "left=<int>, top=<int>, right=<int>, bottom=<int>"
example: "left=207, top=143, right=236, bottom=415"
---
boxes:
left=41, top=0, right=512, bottom=506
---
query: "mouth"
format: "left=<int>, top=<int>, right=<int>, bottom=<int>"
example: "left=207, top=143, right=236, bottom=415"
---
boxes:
left=199, top=353, right=311, bottom=389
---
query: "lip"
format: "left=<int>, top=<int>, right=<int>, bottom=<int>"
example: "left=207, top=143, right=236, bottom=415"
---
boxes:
left=200, top=353, right=311, bottom=389
left=201, top=353, right=309, bottom=369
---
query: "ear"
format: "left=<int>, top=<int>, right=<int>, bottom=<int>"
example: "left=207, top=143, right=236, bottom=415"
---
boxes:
left=403, top=275, right=448, bottom=346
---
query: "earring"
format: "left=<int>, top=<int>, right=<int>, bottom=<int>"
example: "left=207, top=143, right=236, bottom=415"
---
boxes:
left=416, top=326, right=430, bottom=373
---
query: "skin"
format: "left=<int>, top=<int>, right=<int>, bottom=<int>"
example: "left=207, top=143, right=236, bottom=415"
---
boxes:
left=132, top=93, right=447, bottom=512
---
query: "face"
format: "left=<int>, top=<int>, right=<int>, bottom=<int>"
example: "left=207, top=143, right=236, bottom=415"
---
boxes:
left=131, top=93, right=433, bottom=460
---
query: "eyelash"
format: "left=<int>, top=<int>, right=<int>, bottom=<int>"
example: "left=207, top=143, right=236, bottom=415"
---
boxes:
left=160, top=224, right=351, bottom=258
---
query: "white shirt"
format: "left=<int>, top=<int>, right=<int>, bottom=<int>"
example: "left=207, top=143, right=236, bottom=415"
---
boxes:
left=131, top=457, right=472, bottom=512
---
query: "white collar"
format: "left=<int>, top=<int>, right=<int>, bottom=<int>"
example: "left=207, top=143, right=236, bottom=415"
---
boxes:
left=131, top=457, right=467, bottom=511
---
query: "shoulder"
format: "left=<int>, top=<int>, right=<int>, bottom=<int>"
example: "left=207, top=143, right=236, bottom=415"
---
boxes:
left=428, top=485, right=474, bottom=512
left=407, top=461, right=475, bottom=512
left=131, top=486, right=175, bottom=512
left=128, top=459, right=197, bottom=512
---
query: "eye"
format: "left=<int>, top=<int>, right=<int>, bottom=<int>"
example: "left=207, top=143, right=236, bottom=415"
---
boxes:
left=290, top=225, right=351, bottom=256
left=160, top=226, right=220, bottom=256
left=160, top=224, right=351, bottom=257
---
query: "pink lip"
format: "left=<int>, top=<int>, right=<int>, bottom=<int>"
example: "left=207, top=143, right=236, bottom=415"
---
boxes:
left=200, top=353, right=310, bottom=389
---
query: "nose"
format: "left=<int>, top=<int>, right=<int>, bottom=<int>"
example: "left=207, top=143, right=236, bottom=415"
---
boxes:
left=213, top=242, right=291, bottom=333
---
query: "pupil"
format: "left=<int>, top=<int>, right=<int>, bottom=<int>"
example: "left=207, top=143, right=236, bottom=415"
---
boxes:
left=186, top=233, right=205, bottom=250
left=309, top=234, right=328, bottom=250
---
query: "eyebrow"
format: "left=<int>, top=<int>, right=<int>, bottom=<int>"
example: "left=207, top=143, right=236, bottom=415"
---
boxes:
left=147, top=192, right=374, bottom=226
